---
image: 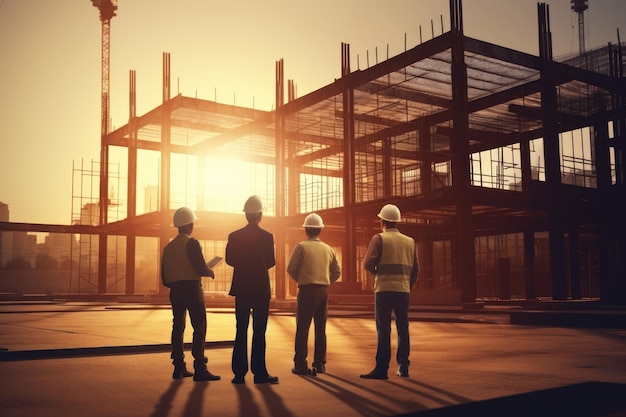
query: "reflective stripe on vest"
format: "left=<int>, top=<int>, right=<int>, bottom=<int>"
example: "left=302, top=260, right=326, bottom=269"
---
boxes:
left=374, top=231, right=414, bottom=293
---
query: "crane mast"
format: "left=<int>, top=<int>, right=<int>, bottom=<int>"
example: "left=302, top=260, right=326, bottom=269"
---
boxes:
left=91, top=0, right=117, bottom=138
left=91, top=0, right=117, bottom=226
left=571, top=0, right=589, bottom=54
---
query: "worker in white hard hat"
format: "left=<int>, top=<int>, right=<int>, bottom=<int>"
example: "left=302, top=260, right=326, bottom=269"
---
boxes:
left=360, top=204, right=419, bottom=380
left=287, top=213, right=341, bottom=375
left=225, top=195, right=279, bottom=385
left=161, top=207, right=221, bottom=381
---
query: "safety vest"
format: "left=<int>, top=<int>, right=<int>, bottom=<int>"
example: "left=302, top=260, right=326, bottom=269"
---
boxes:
left=162, top=234, right=201, bottom=284
left=374, top=230, right=415, bottom=293
left=292, top=239, right=335, bottom=286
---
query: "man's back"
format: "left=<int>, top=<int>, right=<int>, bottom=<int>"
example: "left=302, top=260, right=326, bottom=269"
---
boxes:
left=288, top=239, right=340, bottom=286
left=226, top=223, right=275, bottom=299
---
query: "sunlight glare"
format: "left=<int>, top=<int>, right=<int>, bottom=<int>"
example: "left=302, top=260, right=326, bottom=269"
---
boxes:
left=202, top=157, right=275, bottom=215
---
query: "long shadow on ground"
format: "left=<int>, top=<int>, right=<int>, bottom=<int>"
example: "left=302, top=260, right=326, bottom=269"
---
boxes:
left=393, top=382, right=626, bottom=417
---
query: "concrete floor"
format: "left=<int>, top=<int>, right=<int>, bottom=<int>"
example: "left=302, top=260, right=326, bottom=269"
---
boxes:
left=1, top=301, right=626, bottom=417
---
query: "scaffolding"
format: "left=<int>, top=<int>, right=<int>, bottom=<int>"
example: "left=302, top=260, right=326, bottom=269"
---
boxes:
left=70, top=158, right=123, bottom=293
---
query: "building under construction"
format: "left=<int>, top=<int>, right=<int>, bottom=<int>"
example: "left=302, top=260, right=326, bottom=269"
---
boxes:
left=1, top=0, right=625, bottom=305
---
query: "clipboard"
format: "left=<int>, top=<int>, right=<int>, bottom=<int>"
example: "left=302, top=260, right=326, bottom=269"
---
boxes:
left=206, top=256, right=223, bottom=269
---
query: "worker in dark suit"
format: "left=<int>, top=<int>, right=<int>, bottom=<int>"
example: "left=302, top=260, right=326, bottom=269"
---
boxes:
left=226, top=195, right=279, bottom=385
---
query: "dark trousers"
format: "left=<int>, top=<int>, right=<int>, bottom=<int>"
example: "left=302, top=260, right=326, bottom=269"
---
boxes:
left=294, top=284, right=328, bottom=369
left=374, top=291, right=411, bottom=371
left=169, top=280, right=207, bottom=370
left=232, top=296, right=270, bottom=377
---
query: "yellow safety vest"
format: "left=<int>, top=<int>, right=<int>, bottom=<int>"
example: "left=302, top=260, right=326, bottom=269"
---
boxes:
left=162, top=234, right=201, bottom=284
left=374, top=231, right=414, bottom=293
left=290, top=239, right=336, bottom=286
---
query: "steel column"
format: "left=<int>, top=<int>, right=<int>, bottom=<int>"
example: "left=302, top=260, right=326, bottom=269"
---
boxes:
left=539, top=3, right=568, bottom=300
left=450, top=0, right=476, bottom=303
left=274, top=59, right=287, bottom=300
left=158, top=53, right=172, bottom=296
left=523, top=229, right=536, bottom=300
left=342, top=43, right=357, bottom=283
left=125, top=70, right=138, bottom=295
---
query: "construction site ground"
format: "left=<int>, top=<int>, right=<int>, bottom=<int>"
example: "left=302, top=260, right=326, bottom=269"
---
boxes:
left=1, top=299, right=626, bottom=417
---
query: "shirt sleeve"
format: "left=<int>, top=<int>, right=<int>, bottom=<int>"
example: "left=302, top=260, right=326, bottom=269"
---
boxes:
left=287, top=244, right=303, bottom=282
left=266, top=235, right=276, bottom=269
left=160, top=258, right=169, bottom=287
left=225, top=233, right=236, bottom=267
left=363, top=234, right=382, bottom=275
left=410, top=243, right=420, bottom=288
left=329, top=250, right=341, bottom=283
left=187, top=238, right=215, bottom=278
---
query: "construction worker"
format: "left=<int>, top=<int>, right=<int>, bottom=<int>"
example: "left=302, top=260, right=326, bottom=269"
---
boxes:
left=226, top=195, right=279, bottom=385
left=161, top=207, right=221, bottom=381
left=360, top=204, right=419, bottom=380
left=287, top=213, right=341, bottom=375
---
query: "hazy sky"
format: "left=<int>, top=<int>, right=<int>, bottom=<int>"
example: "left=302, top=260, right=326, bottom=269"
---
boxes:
left=0, top=0, right=624, bottom=224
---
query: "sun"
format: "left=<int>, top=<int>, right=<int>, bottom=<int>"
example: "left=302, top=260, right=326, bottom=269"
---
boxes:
left=200, top=156, right=275, bottom=215
left=111, top=148, right=275, bottom=217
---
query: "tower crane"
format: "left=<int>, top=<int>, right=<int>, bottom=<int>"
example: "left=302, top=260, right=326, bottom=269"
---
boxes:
left=91, top=0, right=117, bottom=295
left=91, top=0, right=117, bottom=226
left=571, top=0, right=589, bottom=54
left=91, top=0, right=117, bottom=139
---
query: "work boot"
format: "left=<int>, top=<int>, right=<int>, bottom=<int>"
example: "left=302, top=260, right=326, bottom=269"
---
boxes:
left=172, top=365, right=194, bottom=380
left=292, top=366, right=312, bottom=375
left=254, top=374, right=279, bottom=384
left=193, top=369, right=221, bottom=382
left=192, top=357, right=219, bottom=381
left=312, top=362, right=326, bottom=373
left=231, top=375, right=245, bottom=384
left=359, top=368, right=388, bottom=380
left=292, top=360, right=309, bottom=375
left=397, top=364, right=409, bottom=378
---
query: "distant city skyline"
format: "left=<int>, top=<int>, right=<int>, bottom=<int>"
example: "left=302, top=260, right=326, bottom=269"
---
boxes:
left=0, top=0, right=624, bottom=224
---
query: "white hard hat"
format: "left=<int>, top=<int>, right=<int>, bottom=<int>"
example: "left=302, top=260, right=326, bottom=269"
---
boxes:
left=173, top=207, right=197, bottom=227
left=302, top=213, right=324, bottom=228
left=377, top=204, right=401, bottom=222
left=243, top=195, right=264, bottom=214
